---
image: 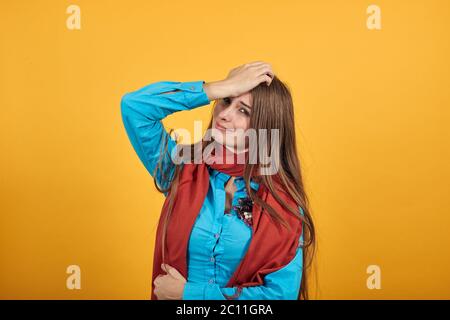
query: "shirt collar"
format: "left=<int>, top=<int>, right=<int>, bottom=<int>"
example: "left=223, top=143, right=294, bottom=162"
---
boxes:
left=209, top=167, right=260, bottom=191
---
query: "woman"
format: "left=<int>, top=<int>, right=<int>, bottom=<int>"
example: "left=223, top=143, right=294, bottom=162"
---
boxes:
left=121, top=61, right=315, bottom=300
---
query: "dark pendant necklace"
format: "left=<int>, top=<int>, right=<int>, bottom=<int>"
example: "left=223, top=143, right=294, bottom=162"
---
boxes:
left=232, top=197, right=254, bottom=227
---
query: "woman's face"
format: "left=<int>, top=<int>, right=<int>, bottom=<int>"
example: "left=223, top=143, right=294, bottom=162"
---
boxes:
left=211, top=92, right=253, bottom=153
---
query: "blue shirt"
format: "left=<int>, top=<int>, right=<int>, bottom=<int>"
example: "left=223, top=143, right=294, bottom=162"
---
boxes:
left=121, top=80, right=304, bottom=300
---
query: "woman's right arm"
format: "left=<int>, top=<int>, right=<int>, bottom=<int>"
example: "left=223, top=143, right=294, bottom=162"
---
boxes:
left=120, top=80, right=211, bottom=192
left=120, top=61, right=274, bottom=192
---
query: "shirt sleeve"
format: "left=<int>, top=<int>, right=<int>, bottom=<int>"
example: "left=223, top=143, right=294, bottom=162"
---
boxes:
left=120, top=80, right=211, bottom=194
left=183, top=233, right=304, bottom=300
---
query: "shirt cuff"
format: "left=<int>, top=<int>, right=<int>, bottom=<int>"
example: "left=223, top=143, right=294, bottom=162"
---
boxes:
left=182, top=282, right=206, bottom=300
left=179, top=80, right=211, bottom=108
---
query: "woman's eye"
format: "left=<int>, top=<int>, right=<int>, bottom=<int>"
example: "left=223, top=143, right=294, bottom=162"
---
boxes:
left=223, top=98, right=249, bottom=116
left=239, top=108, right=250, bottom=116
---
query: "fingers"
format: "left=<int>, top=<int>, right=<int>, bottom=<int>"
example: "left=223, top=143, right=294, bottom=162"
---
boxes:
left=153, top=287, right=160, bottom=299
left=162, top=264, right=185, bottom=280
left=242, top=61, right=272, bottom=72
left=225, top=61, right=275, bottom=95
left=246, top=61, right=272, bottom=71
left=259, top=74, right=273, bottom=86
left=255, top=64, right=274, bottom=76
left=153, top=272, right=170, bottom=300
left=153, top=274, right=163, bottom=287
left=245, top=61, right=266, bottom=67
left=251, top=63, right=275, bottom=85
left=261, top=70, right=275, bottom=84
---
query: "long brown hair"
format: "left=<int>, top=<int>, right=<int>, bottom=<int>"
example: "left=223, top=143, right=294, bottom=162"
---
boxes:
left=152, top=76, right=316, bottom=299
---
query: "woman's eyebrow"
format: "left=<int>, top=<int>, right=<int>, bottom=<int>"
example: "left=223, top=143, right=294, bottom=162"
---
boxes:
left=239, top=101, right=252, bottom=109
left=229, top=97, right=252, bottom=108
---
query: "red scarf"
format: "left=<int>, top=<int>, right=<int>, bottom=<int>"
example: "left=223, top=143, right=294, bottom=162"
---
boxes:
left=151, top=143, right=303, bottom=299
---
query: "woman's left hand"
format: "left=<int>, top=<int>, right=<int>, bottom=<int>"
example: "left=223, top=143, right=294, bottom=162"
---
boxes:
left=153, top=264, right=187, bottom=300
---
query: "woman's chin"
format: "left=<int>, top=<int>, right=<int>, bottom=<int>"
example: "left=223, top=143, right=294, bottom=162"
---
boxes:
left=210, top=132, right=226, bottom=144
left=209, top=134, right=246, bottom=153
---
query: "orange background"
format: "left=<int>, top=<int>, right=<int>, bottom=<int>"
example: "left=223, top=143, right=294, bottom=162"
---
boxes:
left=1, top=0, right=449, bottom=299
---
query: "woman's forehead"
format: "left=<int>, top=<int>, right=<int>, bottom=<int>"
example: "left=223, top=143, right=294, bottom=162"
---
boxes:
left=234, top=92, right=252, bottom=107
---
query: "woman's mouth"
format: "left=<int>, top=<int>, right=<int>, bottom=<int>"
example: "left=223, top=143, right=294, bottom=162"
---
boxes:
left=215, top=122, right=234, bottom=132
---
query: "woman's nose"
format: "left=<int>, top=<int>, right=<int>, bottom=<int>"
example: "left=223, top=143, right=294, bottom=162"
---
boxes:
left=219, top=105, right=234, bottom=120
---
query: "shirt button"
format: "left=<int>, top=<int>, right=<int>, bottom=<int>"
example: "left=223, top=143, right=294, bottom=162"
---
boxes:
left=214, top=233, right=220, bottom=239
left=190, top=86, right=195, bottom=90
left=208, top=279, right=215, bottom=284
left=210, top=256, right=215, bottom=262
